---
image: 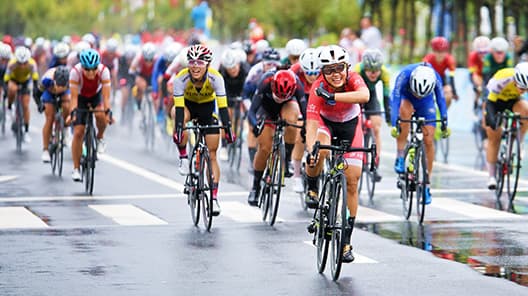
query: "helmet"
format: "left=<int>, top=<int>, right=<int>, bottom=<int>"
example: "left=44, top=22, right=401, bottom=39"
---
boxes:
left=318, top=45, right=348, bottom=67
left=221, top=49, right=240, bottom=69
left=271, top=70, right=297, bottom=102
left=24, top=37, right=33, bottom=48
left=361, top=48, right=384, bottom=71
left=106, top=38, right=119, bottom=52
left=262, top=48, right=280, bottom=62
left=490, top=37, right=509, bottom=52
left=285, top=38, right=307, bottom=56
left=75, top=41, right=90, bottom=53
left=255, top=39, right=269, bottom=53
left=430, top=36, right=449, bottom=51
left=61, top=35, right=72, bottom=45
left=79, top=49, right=100, bottom=69
left=410, top=65, right=437, bottom=98
left=124, top=44, right=138, bottom=58
left=82, top=33, right=96, bottom=47
left=163, top=42, right=183, bottom=62
left=299, top=48, right=319, bottom=73
left=53, top=42, right=70, bottom=58
left=229, top=41, right=243, bottom=51
left=35, top=37, right=45, bottom=48
left=0, top=43, right=12, bottom=59
left=514, top=62, right=528, bottom=89
left=53, top=66, right=70, bottom=87
left=473, top=36, right=491, bottom=52
left=187, top=44, right=212, bottom=62
left=141, top=42, right=157, bottom=60
left=235, top=49, right=247, bottom=65
left=242, top=40, right=254, bottom=54
left=14, top=46, right=31, bottom=63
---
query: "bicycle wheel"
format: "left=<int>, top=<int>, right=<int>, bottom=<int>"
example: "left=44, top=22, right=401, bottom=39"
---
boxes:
left=0, top=96, right=5, bottom=135
left=51, top=120, right=59, bottom=175
left=400, top=146, right=413, bottom=219
left=415, top=147, right=427, bottom=224
left=506, top=132, right=521, bottom=203
left=57, top=117, right=65, bottom=177
left=84, top=125, right=96, bottom=195
left=330, top=173, right=347, bottom=281
left=15, top=98, right=23, bottom=153
left=495, top=147, right=506, bottom=201
left=268, top=143, right=285, bottom=226
left=300, top=162, right=308, bottom=211
left=364, top=129, right=376, bottom=201
left=316, top=177, right=330, bottom=273
left=187, top=149, right=200, bottom=226
left=260, top=165, right=271, bottom=221
left=142, top=98, right=155, bottom=150
left=199, top=148, right=214, bottom=231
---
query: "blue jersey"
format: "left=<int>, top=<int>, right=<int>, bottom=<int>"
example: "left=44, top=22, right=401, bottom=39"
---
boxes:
left=391, top=63, right=447, bottom=127
left=151, top=57, right=170, bottom=93
left=48, top=56, right=67, bottom=69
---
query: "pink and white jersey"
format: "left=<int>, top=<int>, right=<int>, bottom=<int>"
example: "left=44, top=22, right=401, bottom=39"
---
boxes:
left=69, top=63, right=111, bottom=97
left=306, top=71, right=366, bottom=123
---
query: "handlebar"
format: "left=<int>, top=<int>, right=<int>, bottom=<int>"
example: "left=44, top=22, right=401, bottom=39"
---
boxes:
left=262, top=118, right=303, bottom=129
left=310, top=140, right=377, bottom=172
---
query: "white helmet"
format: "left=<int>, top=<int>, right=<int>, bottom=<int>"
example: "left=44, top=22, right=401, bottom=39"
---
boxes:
left=255, top=39, right=269, bottom=54
left=285, top=38, right=307, bottom=56
left=410, top=65, right=437, bottom=98
left=82, top=33, right=96, bottom=47
left=235, top=49, right=247, bottom=65
left=24, top=37, right=33, bottom=48
left=299, top=48, right=319, bottom=72
left=53, top=42, right=70, bottom=58
left=177, top=47, right=189, bottom=67
left=514, top=62, right=528, bottom=89
left=142, top=42, right=157, bottom=60
left=318, top=45, right=349, bottom=67
left=229, top=41, right=243, bottom=51
left=35, top=37, right=45, bottom=48
left=473, top=36, right=490, bottom=52
left=490, top=37, right=509, bottom=52
left=221, top=49, right=240, bottom=69
left=14, top=46, right=31, bottom=63
left=163, top=42, right=183, bottom=62
left=124, top=44, right=138, bottom=58
left=61, top=35, right=72, bottom=45
left=0, top=43, right=12, bottom=59
left=75, top=41, right=91, bottom=53
left=106, top=38, right=119, bottom=52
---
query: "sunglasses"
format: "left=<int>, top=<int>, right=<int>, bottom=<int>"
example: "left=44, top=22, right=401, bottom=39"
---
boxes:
left=322, top=63, right=346, bottom=75
left=304, top=70, right=320, bottom=76
left=493, top=51, right=505, bottom=55
left=188, top=59, right=207, bottom=67
left=83, top=66, right=97, bottom=71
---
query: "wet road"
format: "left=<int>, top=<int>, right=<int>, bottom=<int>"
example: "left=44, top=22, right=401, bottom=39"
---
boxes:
left=1, top=102, right=528, bottom=295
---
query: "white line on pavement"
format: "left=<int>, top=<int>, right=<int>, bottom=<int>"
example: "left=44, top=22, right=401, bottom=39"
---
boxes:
left=88, top=204, right=168, bottom=226
left=302, top=241, right=378, bottom=263
left=0, top=207, right=49, bottom=229
left=221, top=201, right=284, bottom=223
left=0, top=175, right=18, bottom=183
left=430, top=198, right=524, bottom=220
left=368, top=188, right=528, bottom=195
left=357, top=206, right=403, bottom=223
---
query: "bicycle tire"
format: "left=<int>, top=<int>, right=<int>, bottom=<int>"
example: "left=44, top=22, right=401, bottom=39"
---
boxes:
left=506, top=132, right=521, bottom=203
left=415, top=146, right=427, bottom=224
left=269, top=143, right=285, bottom=226
left=57, top=117, right=64, bottom=177
left=495, top=148, right=506, bottom=200
left=364, top=129, right=376, bottom=201
left=51, top=120, right=58, bottom=175
left=401, top=146, right=413, bottom=220
left=188, top=149, right=200, bottom=226
left=300, top=162, right=308, bottom=211
left=260, top=166, right=271, bottom=221
left=84, top=124, right=96, bottom=195
left=15, top=98, right=23, bottom=153
left=316, top=176, right=330, bottom=273
left=440, top=137, right=449, bottom=163
left=200, top=148, right=214, bottom=231
left=0, top=97, right=5, bottom=135
left=330, top=173, right=347, bottom=281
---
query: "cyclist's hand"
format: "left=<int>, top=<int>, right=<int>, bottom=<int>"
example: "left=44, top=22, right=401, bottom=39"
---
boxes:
left=441, top=117, right=448, bottom=131
left=225, top=127, right=235, bottom=144
left=441, top=127, right=451, bottom=138
left=390, top=126, right=400, bottom=138
left=315, top=82, right=335, bottom=106
left=305, top=153, right=317, bottom=167
left=106, top=109, right=114, bottom=125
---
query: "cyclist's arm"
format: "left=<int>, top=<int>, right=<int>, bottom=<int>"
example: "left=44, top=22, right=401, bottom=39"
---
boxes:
left=128, top=54, right=140, bottom=75
left=101, top=67, right=111, bottom=110
left=381, top=66, right=391, bottom=118
left=305, top=84, right=322, bottom=152
left=294, top=77, right=306, bottom=119
left=210, top=71, right=231, bottom=127
left=3, top=61, right=13, bottom=83
left=172, top=72, right=186, bottom=130
left=69, top=68, right=79, bottom=111
left=151, top=58, right=163, bottom=93
left=248, top=92, right=262, bottom=127
left=434, top=71, right=448, bottom=120
left=390, top=72, right=406, bottom=127
left=334, top=74, right=369, bottom=104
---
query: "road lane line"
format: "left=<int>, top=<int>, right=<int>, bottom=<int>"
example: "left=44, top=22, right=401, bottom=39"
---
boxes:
left=0, top=175, right=18, bottom=183
left=369, top=188, right=528, bottom=195
left=357, top=206, right=403, bottom=223
left=431, top=198, right=524, bottom=220
left=221, top=201, right=284, bottom=223
left=88, top=204, right=168, bottom=226
left=97, top=154, right=185, bottom=192
left=302, top=241, right=378, bottom=263
left=0, top=207, right=49, bottom=229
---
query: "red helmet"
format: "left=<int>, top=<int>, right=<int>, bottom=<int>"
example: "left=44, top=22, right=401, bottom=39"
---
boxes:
left=271, top=70, right=297, bottom=103
left=431, top=36, right=449, bottom=51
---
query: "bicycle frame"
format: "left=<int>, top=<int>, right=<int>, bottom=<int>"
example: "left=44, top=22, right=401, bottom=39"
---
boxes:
left=14, top=88, right=25, bottom=153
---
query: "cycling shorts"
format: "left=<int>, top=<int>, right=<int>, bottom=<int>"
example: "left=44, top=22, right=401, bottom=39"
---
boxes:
left=318, top=116, right=363, bottom=167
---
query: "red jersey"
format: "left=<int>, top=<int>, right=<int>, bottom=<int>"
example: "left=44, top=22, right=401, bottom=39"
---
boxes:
left=100, top=50, right=119, bottom=71
left=290, top=63, right=314, bottom=94
left=422, top=53, right=456, bottom=83
left=468, top=51, right=484, bottom=76
left=307, top=71, right=366, bottom=123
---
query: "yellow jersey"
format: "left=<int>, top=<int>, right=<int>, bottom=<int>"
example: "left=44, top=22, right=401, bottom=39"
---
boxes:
left=3, top=58, right=39, bottom=83
left=486, top=68, right=522, bottom=103
left=172, top=67, right=227, bottom=109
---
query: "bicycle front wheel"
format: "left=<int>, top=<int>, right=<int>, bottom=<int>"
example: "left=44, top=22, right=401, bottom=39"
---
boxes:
left=84, top=126, right=96, bottom=195
left=199, top=148, right=214, bottom=231
left=330, top=174, right=347, bottom=281
left=495, top=147, right=506, bottom=201
left=506, top=132, right=521, bottom=203
left=268, top=143, right=285, bottom=226
left=415, top=147, right=427, bottom=224
left=188, top=149, right=200, bottom=226
left=400, top=146, right=414, bottom=219
left=316, top=177, right=331, bottom=273
left=15, top=99, right=23, bottom=153
left=364, top=129, right=376, bottom=201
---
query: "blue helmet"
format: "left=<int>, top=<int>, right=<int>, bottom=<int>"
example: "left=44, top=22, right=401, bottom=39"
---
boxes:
left=79, top=49, right=100, bottom=69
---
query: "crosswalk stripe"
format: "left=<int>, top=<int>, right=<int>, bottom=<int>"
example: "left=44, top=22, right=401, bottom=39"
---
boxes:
left=88, top=204, right=168, bottom=226
left=302, top=241, right=378, bottom=263
left=0, top=207, right=49, bottom=229
left=221, top=201, right=284, bottom=223
left=0, top=175, right=18, bottom=183
left=357, top=206, right=403, bottom=223
left=431, top=198, right=524, bottom=220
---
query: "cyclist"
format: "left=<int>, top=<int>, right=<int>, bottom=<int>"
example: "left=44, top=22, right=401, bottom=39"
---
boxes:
left=4, top=46, right=40, bottom=143
left=281, top=38, right=307, bottom=68
left=171, top=45, right=235, bottom=216
left=0, top=43, right=11, bottom=99
left=129, top=42, right=157, bottom=109
left=423, top=36, right=458, bottom=108
left=304, top=45, right=369, bottom=263
left=35, top=66, right=70, bottom=163
left=151, top=42, right=183, bottom=121
left=32, top=37, right=49, bottom=77
left=48, top=42, right=70, bottom=68
left=468, top=36, right=491, bottom=108
left=391, top=63, right=449, bottom=205
left=68, top=49, right=112, bottom=182
left=118, top=44, right=137, bottom=122
left=482, top=37, right=514, bottom=84
left=483, top=62, right=528, bottom=189
left=242, top=48, right=282, bottom=167
left=289, top=48, right=320, bottom=192
left=246, top=69, right=306, bottom=206
left=100, top=38, right=120, bottom=99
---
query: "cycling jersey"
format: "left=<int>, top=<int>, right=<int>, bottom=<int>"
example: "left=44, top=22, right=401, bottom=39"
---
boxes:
left=100, top=50, right=119, bottom=71
left=151, top=56, right=170, bottom=93
left=69, top=63, right=111, bottom=98
left=422, top=53, right=456, bottom=84
left=290, top=63, right=315, bottom=95
left=40, top=67, right=70, bottom=103
left=390, top=63, right=447, bottom=127
left=3, top=58, right=39, bottom=83
left=482, top=52, right=514, bottom=82
left=219, top=63, right=250, bottom=104
left=242, top=61, right=279, bottom=100
left=468, top=51, right=484, bottom=77
left=129, top=54, right=155, bottom=80
left=486, top=68, right=522, bottom=103
left=48, top=55, right=67, bottom=69
left=354, top=62, right=391, bottom=120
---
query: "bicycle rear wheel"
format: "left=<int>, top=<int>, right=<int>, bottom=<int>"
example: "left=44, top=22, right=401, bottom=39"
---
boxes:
left=0, top=96, right=5, bottom=135
left=415, top=147, right=427, bottom=224
left=506, top=132, right=521, bottom=203
left=199, top=148, right=214, bottom=231
left=495, top=149, right=506, bottom=201
left=400, top=146, right=414, bottom=219
left=364, top=129, right=376, bottom=201
left=268, top=143, right=285, bottom=226
left=330, top=174, right=347, bottom=281
left=316, top=177, right=330, bottom=273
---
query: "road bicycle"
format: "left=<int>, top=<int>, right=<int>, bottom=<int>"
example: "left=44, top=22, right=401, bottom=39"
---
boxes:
left=140, top=87, right=156, bottom=150
left=49, top=96, right=66, bottom=176
left=357, top=109, right=383, bottom=202
left=227, top=97, right=246, bottom=172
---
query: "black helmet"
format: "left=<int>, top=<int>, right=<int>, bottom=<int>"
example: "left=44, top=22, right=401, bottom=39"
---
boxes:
left=54, top=66, right=70, bottom=87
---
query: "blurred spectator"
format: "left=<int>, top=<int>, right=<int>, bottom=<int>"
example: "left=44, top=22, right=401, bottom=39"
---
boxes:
left=339, top=28, right=364, bottom=66
left=191, top=1, right=212, bottom=39
left=360, top=15, right=383, bottom=49
left=248, top=18, right=264, bottom=44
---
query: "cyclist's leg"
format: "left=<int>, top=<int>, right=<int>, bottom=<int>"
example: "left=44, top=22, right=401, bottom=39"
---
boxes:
left=6, top=80, right=17, bottom=107
left=414, top=100, right=437, bottom=175
left=369, top=115, right=382, bottom=160
left=291, top=118, right=304, bottom=179
left=41, top=92, right=56, bottom=152
left=280, top=100, right=300, bottom=177
left=252, top=123, right=274, bottom=188
left=92, top=93, right=107, bottom=140
left=484, top=100, right=503, bottom=180
left=71, top=106, right=88, bottom=170
left=394, top=99, right=414, bottom=172
left=60, top=92, right=71, bottom=121
left=134, top=75, right=146, bottom=106
left=512, top=99, right=528, bottom=139
left=443, top=84, right=453, bottom=108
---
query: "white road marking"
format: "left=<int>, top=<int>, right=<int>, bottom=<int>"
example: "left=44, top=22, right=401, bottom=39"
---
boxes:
left=0, top=207, right=49, bottom=229
left=302, top=241, right=378, bottom=263
left=431, top=198, right=524, bottom=220
left=88, top=204, right=168, bottom=226
left=369, top=188, right=528, bottom=195
left=0, top=175, right=18, bottom=183
left=221, top=201, right=284, bottom=223
left=357, top=206, right=403, bottom=223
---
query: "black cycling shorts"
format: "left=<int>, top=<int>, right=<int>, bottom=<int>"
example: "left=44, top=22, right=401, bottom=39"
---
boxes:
left=74, top=91, right=102, bottom=126
left=185, top=100, right=219, bottom=135
left=485, top=99, right=518, bottom=128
